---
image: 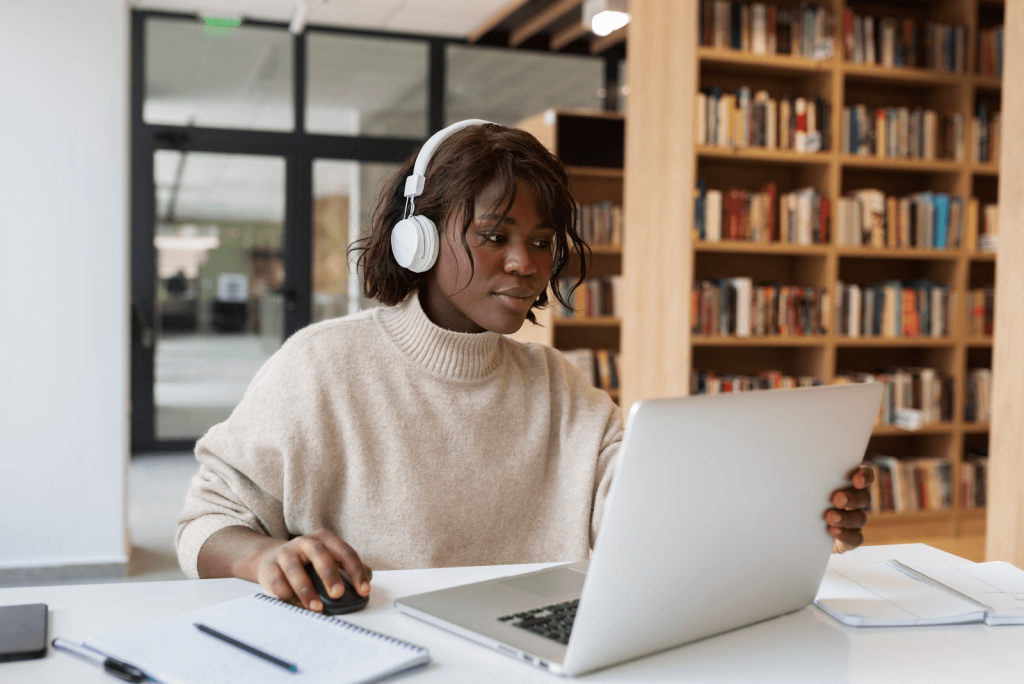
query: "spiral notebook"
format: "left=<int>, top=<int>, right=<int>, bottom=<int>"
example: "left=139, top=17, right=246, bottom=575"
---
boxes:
left=815, top=560, right=1024, bottom=627
left=84, top=593, right=429, bottom=684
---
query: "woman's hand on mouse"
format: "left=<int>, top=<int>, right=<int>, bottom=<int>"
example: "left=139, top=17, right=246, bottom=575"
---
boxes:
left=825, top=464, right=873, bottom=553
left=254, top=528, right=373, bottom=612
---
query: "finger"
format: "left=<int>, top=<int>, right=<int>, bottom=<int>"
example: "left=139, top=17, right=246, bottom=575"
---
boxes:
left=260, top=564, right=296, bottom=603
left=299, top=538, right=344, bottom=600
left=825, top=508, right=867, bottom=530
left=828, top=526, right=864, bottom=551
left=278, top=550, right=323, bottom=612
left=832, top=488, right=871, bottom=510
left=852, top=465, right=874, bottom=489
left=318, top=533, right=372, bottom=596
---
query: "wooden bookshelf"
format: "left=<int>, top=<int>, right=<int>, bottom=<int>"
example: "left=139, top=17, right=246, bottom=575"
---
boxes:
left=512, top=109, right=625, bottom=401
left=684, top=0, right=1003, bottom=548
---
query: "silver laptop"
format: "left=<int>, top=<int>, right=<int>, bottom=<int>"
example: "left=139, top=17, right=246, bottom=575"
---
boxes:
left=395, top=383, right=883, bottom=676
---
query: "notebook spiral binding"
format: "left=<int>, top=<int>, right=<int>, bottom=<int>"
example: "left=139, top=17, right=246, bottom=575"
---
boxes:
left=885, top=560, right=994, bottom=613
left=253, top=593, right=426, bottom=653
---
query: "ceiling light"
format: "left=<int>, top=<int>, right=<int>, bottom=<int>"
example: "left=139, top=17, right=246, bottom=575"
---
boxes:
left=582, top=0, right=631, bottom=37
left=289, top=0, right=308, bottom=35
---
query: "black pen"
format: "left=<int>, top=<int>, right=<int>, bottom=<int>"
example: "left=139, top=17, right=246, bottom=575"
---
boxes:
left=51, top=638, right=148, bottom=682
left=194, top=623, right=299, bottom=673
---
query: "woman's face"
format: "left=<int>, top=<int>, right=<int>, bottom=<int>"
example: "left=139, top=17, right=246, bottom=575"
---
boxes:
left=421, top=178, right=556, bottom=335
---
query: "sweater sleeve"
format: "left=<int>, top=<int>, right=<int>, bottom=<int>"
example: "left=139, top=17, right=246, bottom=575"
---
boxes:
left=589, top=403, right=624, bottom=549
left=175, top=329, right=325, bottom=579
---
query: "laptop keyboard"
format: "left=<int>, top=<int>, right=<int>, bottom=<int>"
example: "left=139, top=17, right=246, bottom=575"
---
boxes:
left=497, top=599, right=579, bottom=645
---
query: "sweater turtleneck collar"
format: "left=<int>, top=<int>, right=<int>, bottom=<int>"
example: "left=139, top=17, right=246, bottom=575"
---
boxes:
left=376, top=292, right=504, bottom=382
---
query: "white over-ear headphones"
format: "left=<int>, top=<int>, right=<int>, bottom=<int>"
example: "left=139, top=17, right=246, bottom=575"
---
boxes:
left=390, top=119, right=494, bottom=273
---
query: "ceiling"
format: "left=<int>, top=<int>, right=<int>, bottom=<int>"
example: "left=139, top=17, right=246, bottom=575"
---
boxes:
left=131, top=0, right=518, bottom=37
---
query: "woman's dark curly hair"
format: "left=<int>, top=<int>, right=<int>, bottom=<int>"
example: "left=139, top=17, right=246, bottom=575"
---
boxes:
left=350, top=123, right=588, bottom=325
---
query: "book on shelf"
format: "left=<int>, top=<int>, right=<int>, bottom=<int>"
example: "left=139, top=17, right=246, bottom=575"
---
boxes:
left=816, top=559, right=1024, bottom=627
left=562, top=348, right=620, bottom=393
left=695, top=181, right=828, bottom=244
left=691, top=278, right=827, bottom=337
left=972, top=101, right=1001, bottom=164
left=699, top=1, right=834, bottom=59
left=835, top=280, right=949, bottom=339
left=968, top=201, right=999, bottom=252
left=842, top=10, right=965, bottom=73
left=697, top=87, right=830, bottom=152
left=961, top=449, right=988, bottom=509
left=967, top=290, right=994, bottom=338
left=834, top=190, right=963, bottom=249
left=835, top=367, right=953, bottom=427
left=977, top=25, right=1004, bottom=78
left=576, top=201, right=623, bottom=247
left=965, top=368, right=992, bottom=424
left=864, top=455, right=952, bottom=513
left=840, top=105, right=961, bottom=161
left=556, top=276, right=621, bottom=319
left=691, top=369, right=822, bottom=395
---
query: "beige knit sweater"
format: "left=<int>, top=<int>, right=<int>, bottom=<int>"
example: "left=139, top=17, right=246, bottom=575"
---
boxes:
left=176, top=293, right=623, bottom=578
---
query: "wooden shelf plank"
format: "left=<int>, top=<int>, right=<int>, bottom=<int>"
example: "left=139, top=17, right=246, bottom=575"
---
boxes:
left=867, top=509, right=955, bottom=523
left=695, top=241, right=828, bottom=255
left=871, top=424, right=956, bottom=436
left=835, top=246, right=960, bottom=260
left=552, top=316, right=621, bottom=327
left=842, top=62, right=963, bottom=85
left=697, top=46, right=832, bottom=74
left=691, top=335, right=828, bottom=347
left=965, top=337, right=994, bottom=347
left=697, top=146, right=831, bottom=165
left=839, top=155, right=963, bottom=173
left=835, top=337, right=955, bottom=348
left=974, top=74, right=1002, bottom=91
left=968, top=252, right=997, bottom=262
left=565, top=165, right=623, bottom=178
left=973, top=163, right=1000, bottom=176
left=962, top=423, right=991, bottom=434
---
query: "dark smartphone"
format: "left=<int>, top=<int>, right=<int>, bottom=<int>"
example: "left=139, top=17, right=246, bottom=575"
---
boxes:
left=0, top=604, right=48, bottom=662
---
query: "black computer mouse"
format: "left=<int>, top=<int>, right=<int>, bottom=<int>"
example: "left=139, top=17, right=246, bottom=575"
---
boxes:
left=304, top=563, right=370, bottom=615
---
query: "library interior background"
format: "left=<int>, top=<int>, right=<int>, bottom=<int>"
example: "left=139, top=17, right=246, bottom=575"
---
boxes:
left=6, top=0, right=1021, bottom=585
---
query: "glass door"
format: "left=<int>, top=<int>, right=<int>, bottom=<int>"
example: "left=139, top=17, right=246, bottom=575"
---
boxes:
left=147, top=151, right=289, bottom=444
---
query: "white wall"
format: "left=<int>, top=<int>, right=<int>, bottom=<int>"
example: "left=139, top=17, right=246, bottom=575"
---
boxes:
left=0, top=0, right=129, bottom=573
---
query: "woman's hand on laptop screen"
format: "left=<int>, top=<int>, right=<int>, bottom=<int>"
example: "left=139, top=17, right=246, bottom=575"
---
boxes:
left=825, top=465, right=874, bottom=553
left=255, top=529, right=373, bottom=612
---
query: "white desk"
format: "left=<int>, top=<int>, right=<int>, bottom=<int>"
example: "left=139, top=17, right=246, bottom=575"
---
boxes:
left=1, top=543, right=1020, bottom=683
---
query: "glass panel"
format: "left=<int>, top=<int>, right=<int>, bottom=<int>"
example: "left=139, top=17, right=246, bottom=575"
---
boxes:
left=145, top=18, right=293, bottom=131
left=312, top=160, right=402, bottom=321
left=306, top=33, right=428, bottom=138
left=618, top=58, right=628, bottom=114
left=446, top=44, right=604, bottom=126
left=153, top=151, right=286, bottom=440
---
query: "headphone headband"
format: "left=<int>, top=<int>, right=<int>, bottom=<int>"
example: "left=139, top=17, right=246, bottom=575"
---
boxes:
left=403, top=119, right=494, bottom=201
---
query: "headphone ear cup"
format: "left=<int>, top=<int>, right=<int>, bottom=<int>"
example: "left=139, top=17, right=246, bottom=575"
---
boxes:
left=391, top=215, right=439, bottom=273
left=413, top=215, right=439, bottom=272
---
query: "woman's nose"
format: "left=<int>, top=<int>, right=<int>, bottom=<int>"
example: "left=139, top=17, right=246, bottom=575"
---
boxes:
left=504, top=243, right=537, bottom=276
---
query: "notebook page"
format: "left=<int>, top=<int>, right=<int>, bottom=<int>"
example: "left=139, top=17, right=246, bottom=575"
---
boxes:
left=815, top=568, right=919, bottom=625
left=814, top=565, right=984, bottom=626
left=86, top=594, right=427, bottom=684
left=907, top=562, right=1024, bottom=624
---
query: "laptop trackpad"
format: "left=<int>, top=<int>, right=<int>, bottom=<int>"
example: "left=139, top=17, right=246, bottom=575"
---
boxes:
left=500, top=568, right=587, bottom=598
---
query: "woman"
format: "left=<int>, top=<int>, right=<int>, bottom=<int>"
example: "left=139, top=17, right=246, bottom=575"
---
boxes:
left=177, top=121, right=872, bottom=613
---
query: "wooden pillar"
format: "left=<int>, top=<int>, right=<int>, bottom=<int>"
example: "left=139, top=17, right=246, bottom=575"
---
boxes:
left=620, top=0, right=697, bottom=411
left=986, top=0, right=1024, bottom=565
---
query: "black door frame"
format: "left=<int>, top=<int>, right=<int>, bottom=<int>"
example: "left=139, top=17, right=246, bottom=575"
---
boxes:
left=130, top=9, right=624, bottom=452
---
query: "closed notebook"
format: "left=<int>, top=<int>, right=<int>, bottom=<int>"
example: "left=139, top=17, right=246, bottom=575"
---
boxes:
left=815, top=559, right=1024, bottom=627
left=85, top=593, right=429, bottom=684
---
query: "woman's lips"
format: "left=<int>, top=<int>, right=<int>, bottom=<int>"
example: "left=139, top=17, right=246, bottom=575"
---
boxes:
left=493, top=292, right=535, bottom=310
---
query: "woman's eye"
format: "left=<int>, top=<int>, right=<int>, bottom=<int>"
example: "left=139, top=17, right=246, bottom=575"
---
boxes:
left=482, top=232, right=505, bottom=244
left=533, top=239, right=552, bottom=250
